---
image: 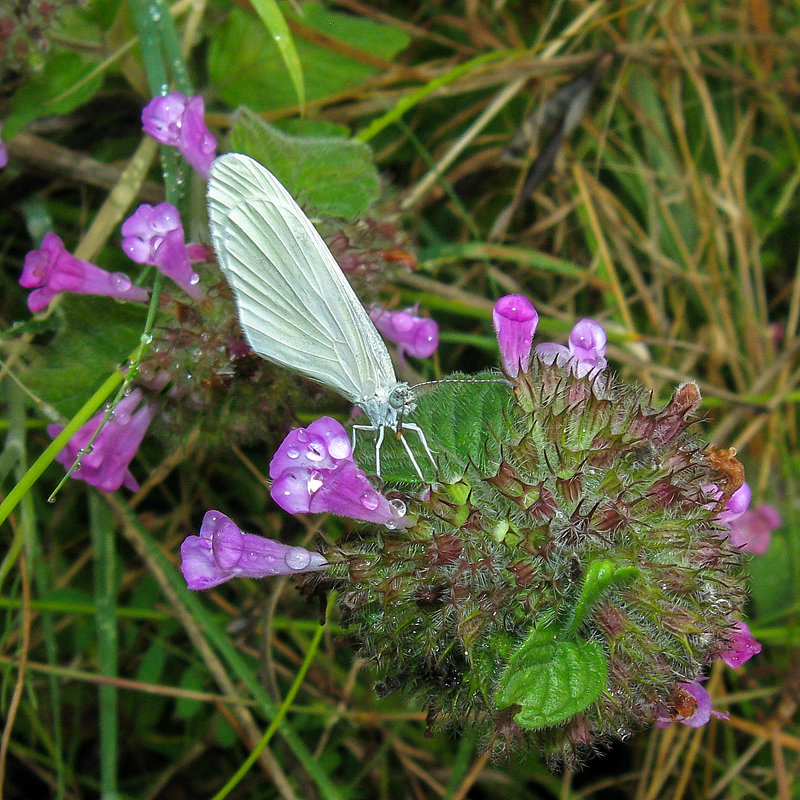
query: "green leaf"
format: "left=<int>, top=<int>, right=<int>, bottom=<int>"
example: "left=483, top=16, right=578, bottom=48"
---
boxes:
left=175, top=663, right=206, bottom=720
left=248, top=0, right=305, bottom=109
left=5, top=52, right=104, bottom=139
left=24, top=296, right=147, bottom=418
left=494, top=629, right=607, bottom=730
left=562, top=558, right=640, bottom=637
left=354, top=372, right=514, bottom=484
left=229, top=107, right=380, bottom=217
left=208, top=4, right=409, bottom=113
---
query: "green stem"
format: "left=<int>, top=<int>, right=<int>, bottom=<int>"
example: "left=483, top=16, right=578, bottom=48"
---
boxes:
left=90, top=494, right=119, bottom=800
left=210, top=592, right=336, bottom=800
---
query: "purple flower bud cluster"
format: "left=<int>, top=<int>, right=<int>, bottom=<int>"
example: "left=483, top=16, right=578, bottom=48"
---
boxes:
left=269, top=417, right=409, bottom=529
left=121, top=202, right=203, bottom=300
left=493, top=294, right=608, bottom=379
left=180, top=510, right=328, bottom=590
left=46, top=390, right=155, bottom=492
left=20, top=233, right=149, bottom=313
left=141, top=93, right=217, bottom=179
left=369, top=305, right=438, bottom=362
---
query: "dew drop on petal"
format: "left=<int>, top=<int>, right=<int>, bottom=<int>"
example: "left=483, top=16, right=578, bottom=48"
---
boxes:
left=189, top=272, right=200, bottom=286
left=327, top=435, right=351, bottom=460
left=306, top=442, right=325, bottom=461
left=286, top=447, right=300, bottom=459
left=389, top=498, right=407, bottom=518
left=361, top=492, right=379, bottom=511
left=284, top=547, right=312, bottom=570
left=110, top=272, right=133, bottom=291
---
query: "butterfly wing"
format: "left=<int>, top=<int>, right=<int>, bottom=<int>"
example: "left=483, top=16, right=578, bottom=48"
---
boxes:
left=207, top=153, right=397, bottom=404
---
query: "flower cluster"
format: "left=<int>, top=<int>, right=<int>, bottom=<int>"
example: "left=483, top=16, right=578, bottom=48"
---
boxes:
left=369, top=305, right=438, bottom=362
left=47, top=390, right=154, bottom=492
left=141, top=93, right=217, bottom=178
left=121, top=202, right=203, bottom=300
left=181, top=510, right=328, bottom=590
left=269, top=417, right=408, bottom=528
left=20, top=233, right=149, bottom=313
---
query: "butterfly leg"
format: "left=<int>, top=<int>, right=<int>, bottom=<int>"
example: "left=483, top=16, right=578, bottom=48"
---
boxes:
left=401, top=422, right=438, bottom=477
left=396, top=430, right=426, bottom=481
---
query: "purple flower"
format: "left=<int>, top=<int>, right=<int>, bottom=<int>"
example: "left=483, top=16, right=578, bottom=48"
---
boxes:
left=269, top=417, right=410, bottom=528
left=121, top=203, right=202, bottom=300
left=728, top=504, right=780, bottom=554
left=141, top=93, right=217, bottom=178
left=714, top=482, right=752, bottom=524
left=20, top=233, right=149, bottom=313
left=535, top=318, right=608, bottom=377
left=719, top=621, right=762, bottom=669
left=369, top=305, right=438, bottom=362
left=180, top=510, right=328, bottom=590
left=0, top=125, right=7, bottom=169
left=47, top=390, right=154, bottom=492
left=655, top=681, right=727, bottom=729
left=493, top=295, right=539, bottom=377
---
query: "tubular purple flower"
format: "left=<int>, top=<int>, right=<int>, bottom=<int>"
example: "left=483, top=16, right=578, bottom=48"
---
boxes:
left=535, top=318, right=608, bottom=377
left=728, top=504, right=780, bottom=554
left=568, top=318, right=607, bottom=376
left=674, top=682, right=715, bottom=727
left=307, top=460, right=409, bottom=527
left=269, top=417, right=410, bottom=528
left=47, top=390, right=154, bottom=492
left=493, top=294, right=538, bottom=377
left=181, top=510, right=328, bottom=590
left=719, top=621, right=762, bottom=669
left=20, top=233, right=149, bottom=313
left=369, top=305, right=439, bottom=362
left=141, top=93, right=217, bottom=178
left=655, top=681, right=726, bottom=728
left=121, top=203, right=202, bottom=300
left=0, top=125, right=7, bottom=169
left=709, top=481, right=752, bottom=525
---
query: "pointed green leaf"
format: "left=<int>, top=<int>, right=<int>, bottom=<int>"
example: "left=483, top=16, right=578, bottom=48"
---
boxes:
left=494, top=629, right=607, bottom=730
left=354, top=372, right=514, bottom=484
left=562, top=558, right=640, bottom=637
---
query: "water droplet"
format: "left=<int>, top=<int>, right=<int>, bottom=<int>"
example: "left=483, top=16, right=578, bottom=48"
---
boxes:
left=285, top=547, right=311, bottom=570
left=389, top=498, right=407, bottom=517
left=306, top=442, right=325, bottom=461
left=361, top=492, right=379, bottom=511
left=110, top=272, right=132, bottom=291
left=189, top=272, right=200, bottom=286
left=274, top=34, right=281, bottom=41
left=141, top=333, right=153, bottom=345
left=286, top=447, right=300, bottom=459
left=328, top=435, right=351, bottom=460
left=149, top=5, right=161, bottom=21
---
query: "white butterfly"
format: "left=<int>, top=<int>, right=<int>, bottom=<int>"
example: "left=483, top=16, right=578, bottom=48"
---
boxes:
left=206, top=153, right=435, bottom=479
